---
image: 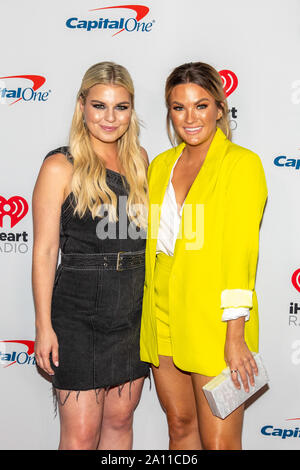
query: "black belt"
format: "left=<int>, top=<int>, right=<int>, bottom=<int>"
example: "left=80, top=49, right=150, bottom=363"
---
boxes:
left=61, top=250, right=145, bottom=271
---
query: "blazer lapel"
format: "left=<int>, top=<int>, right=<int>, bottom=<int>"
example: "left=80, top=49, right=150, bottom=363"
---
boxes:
left=183, top=128, right=229, bottom=205
left=174, top=128, right=230, bottom=255
left=148, top=143, right=185, bottom=274
left=148, top=128, right=229, bottom=270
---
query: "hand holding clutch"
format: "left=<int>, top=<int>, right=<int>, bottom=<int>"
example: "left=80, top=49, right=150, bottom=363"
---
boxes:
left=202, top=353, right=268, bottom=419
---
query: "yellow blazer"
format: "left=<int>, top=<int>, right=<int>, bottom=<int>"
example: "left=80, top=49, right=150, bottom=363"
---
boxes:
left=140, top=128, right=268, bottom=376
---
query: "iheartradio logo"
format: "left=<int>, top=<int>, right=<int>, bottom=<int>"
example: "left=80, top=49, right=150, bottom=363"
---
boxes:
left=219, top=70, right=238, bottom=98
left=292, top=269, right=300, bottom=293
left=0, top=196, right=28, bottom=228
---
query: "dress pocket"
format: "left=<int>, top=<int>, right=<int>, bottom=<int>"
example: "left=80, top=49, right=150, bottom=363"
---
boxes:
left=97, top=269, right=134, bottom=330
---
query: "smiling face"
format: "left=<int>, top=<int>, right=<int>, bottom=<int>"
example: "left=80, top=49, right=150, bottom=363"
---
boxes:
left=80, top=83, right=132, bottom=146
left=169, top=83, right=223, bottom=149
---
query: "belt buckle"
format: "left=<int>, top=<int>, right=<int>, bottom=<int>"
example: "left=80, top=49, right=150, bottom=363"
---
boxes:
left=116, top=251, right=125, bottom=271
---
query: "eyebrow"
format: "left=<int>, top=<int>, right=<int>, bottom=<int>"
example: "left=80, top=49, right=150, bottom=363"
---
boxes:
left=171, top=98, right=210, bottom=105
left=90, top=99, right=131, bottom=105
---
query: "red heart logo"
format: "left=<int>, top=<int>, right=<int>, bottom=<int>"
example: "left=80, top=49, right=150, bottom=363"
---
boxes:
left=0, top=196, right=28, bottom=228
left=292, top=269, right=300, bottom=293
left=219, top=70, right=238, bottom=97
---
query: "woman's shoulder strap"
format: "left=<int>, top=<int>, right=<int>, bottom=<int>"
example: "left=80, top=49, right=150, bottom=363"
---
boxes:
left=44, top=146, right=74, bottom=164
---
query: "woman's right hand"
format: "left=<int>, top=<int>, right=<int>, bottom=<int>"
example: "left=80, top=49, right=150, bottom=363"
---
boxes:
left=35, top=327, right=59, bottom=376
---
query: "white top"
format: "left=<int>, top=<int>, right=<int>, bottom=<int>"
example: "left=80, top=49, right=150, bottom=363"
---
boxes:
left=156, top=156, right=250, bottom=322
left=156, top=156, right=183, bottom=256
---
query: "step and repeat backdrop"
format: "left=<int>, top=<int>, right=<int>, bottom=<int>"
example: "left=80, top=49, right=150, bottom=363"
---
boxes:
left=1, top=0, right=300, bottom=450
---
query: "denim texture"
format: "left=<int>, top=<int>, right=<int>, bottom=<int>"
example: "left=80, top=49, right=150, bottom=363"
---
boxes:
left=45, top=148, right=149, bottom=393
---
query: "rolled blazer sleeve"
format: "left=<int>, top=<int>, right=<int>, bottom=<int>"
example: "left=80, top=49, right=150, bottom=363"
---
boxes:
left=220, top=152, right=268, bottom=309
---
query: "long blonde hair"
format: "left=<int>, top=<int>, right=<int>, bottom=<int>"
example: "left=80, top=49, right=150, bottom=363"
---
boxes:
left=69, top=61, right=148, bottom=227
left=165, top=62, right=232, bottom=145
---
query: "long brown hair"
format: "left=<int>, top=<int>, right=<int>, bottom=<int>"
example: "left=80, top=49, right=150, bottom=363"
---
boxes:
left=165, top=62, right=231, bottom=145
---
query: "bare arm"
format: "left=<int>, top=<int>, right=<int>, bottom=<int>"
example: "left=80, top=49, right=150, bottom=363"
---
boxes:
left=224, top=318, right=258, bottom=393
left=32, top=153, right=72, bottom=375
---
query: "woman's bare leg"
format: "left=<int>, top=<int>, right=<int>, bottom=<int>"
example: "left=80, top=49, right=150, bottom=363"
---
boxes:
left=98, top=376, right=145, bottom=450
left=152, top=356, right=201, bottom=450
left=191, top=373, right=244, bottom=450
left=56, top=388, right=105, bottom=450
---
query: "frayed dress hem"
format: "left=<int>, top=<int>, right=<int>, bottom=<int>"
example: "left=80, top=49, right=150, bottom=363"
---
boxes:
left=51, top=371, right=151, bottom=417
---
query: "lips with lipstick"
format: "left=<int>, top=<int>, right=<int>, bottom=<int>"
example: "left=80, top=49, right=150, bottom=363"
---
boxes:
left=183, top=126, right=203, bottom=134
left=100, top=125, right=119, bottom=132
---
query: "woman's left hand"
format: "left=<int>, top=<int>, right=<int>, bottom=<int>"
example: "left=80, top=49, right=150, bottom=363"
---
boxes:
left=224, top=318, right=258, bottom=392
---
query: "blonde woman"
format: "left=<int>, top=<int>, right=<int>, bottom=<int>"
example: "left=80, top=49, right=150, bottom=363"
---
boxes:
left=140, top=62, right=267, bottom=449
left=32, top=62, right=149, bottom=450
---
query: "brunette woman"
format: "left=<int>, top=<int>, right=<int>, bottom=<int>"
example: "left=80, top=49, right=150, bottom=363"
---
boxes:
left=140, top=62, right=267, bottom=450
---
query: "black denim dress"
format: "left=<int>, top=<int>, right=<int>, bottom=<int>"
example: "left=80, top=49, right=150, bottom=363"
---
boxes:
left=45, top=148, right=149, bottom=399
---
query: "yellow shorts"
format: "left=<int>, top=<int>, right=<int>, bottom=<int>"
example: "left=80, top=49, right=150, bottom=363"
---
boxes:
left=154, top=253, right=174, bottom=357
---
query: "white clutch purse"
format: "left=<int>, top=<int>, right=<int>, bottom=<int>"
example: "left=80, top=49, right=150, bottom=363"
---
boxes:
left=202, top=353, right=269, bottom=419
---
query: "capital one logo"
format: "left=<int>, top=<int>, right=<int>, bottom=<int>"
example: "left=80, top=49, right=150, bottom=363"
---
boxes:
left=0, top=196, right=28, bottom=228
left=0, top=340, right=35, bottom=367
left=274, top=155, right=300, bottom=171
left=0, top=75, right=50, bottom=105
left=261, top=419, right=300, bottom=439
left=66, top=4, right=154, bottom=36
left=219, top=70, right=238, bottom=97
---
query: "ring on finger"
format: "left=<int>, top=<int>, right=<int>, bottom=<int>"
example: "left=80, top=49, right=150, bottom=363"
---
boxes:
left=231, top=369, right=238, bottom=374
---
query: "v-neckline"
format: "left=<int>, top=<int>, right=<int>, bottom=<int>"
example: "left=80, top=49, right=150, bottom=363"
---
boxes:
left=169, top=180, right=184, bottom=217
left=169, top=154, right=185, bottom=216
left=170, top=152, right=203, bottom=216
